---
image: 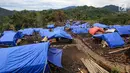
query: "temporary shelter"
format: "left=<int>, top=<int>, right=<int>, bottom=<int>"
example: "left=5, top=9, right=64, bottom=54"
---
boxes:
left=81, top=23, right=90, bottom=28
left=0, top=42, right=50, bottom=73
left=54, top=27, right=65, bottom=31
left=72, top=21, right=81, bottom=26
left=47, top=24, right=55, bottom=29
left=72, top=28, right=88, bottom=34
left=39, top=29, right=72, bottom=39
left=19, top=28, right=34, bottom=36
left=102, top=32, right=125, bottom=48
left=48, top=48, right=63, bottom=67
left=89, top=27, right=104, bottom=35
left=113, top=25, right=130, bottom=35
left=0, top=31, right=23, bottom=46
left=33, top=28, right=43, bottom=32
left=93, top=23, right=109, bottom=28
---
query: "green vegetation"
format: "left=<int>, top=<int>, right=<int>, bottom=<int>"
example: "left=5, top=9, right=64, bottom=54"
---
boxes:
left=111, top=68, right=120, bottom=73
left=0, top=5, right=130, bottom=31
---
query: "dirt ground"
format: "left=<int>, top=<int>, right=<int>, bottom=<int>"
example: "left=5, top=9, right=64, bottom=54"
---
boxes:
left=50, top=46, right=88, bottom=73
left=83, top=37, right=130, bottom=65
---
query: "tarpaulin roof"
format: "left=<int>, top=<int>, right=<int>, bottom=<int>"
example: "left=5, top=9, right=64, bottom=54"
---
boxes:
left=111, top=25, right=122, bottom=29
left=93, top=23, right=109, bottom=28
left=113, top=25, right=130, bottom=35
left=81, top=23, right=90, bottom=28
left=116, top=27, right=130, bottom=35
left=19, top=28, right=34, bottom=36
left=72, top=21, right=81, bottom=26
left=0, top=42, right=49, bottom=73
left=102, top=32, right=125, bottom=48
left=66, top=20, right=70, bottom=25
left=0, top=31, right=22, bottom=46
left=54, top=27, right=65, bottom=31
left=65, top=20, right=71, bottom=28
left=123, top=25, right=130, bottom=30
left=47, top=24, right=55, bottom=28
left=33, top=28, right=43, bottom=32
left=48, top=48, right=63, bottom=67
left=93, top=34, right=103, bottom=39
left=70, top=25, right=80, bottom=29
left=39, top=29, right=72, bottom=39
left=72, top=28, right=88, bottom=34
left=89, top=27, right=104, bottom=35
left=39, top=29, right=54, bottom=39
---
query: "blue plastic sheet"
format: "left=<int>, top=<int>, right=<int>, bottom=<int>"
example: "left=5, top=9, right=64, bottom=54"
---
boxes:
left=48, top=48, right=63, bottom=67
left=53, top=30, right=72, bottom=39
left=123, top=25, right=130, bottom=30
left=39, top=29, right=72, bottom=39
left=103, top=32, right=125, bottom=48
left=93, top=23, right=109, bottom=28
left=113, top=25, right=130, bottom=35
left=111, top=25, right=121, bottom=29
left=19, top=28, right=34, bottom=36
left=93, top=34, right=103, bottom=39
left=115, top=27, right=130, bottom=35
left=0, top=42, right=49, bottom=73
left=72, top=21, right=81, bottom=26
left=33, top=28, right=43, bottom=32
left=0, top=31, right=23, bottom=46
left=65, top=20, right=71, bottom=28
left=54, top=27, right=65, bottom=31
left=39, top=29, right=54, bottom=39
left=70, top=25, right=80, bottom=29
left=72, top=28, right=88, bottom=34
left=81, top=23, right=90, bottom=28
left=47, top=24, right=55, bottom=28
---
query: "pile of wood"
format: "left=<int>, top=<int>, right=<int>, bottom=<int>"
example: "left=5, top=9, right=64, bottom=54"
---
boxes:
left=81, top=58, right=109, bottom=73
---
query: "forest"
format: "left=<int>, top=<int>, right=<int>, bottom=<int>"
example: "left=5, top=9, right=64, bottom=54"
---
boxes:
left=0, top=5, right=130, bottom=31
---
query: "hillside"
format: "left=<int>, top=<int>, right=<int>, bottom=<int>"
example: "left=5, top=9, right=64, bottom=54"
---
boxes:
left=0, top=7, right=14, bottom=17
left=61, top=6, right=76, bottom=10
left=0, top=4, right=129, bottom=31
left=64, top=5, right=114, bottom=20
left=103, top=5, right=119, bottom=12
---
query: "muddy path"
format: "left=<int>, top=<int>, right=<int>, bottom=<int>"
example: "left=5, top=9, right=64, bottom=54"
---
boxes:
left=51, top=46, right=88, bottom=73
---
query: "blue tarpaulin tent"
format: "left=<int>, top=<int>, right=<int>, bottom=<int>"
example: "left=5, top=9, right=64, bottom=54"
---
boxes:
left=19, top=28, right=34, bottom=36
left=113, top=25, right=130, bottom=35
left=39, top=29, right=54, bottom=39
left=123, top=25, right=130, bottom=30
left=72, top=28, right=88, bottom=34
left=0, top=31, right=23, bottom=46
left=93, top=34, right=103, bottom=39
left=93, top=23, right=109, bottom=28
left=54, top=27, right=65, bottom=31
left=111, top=25, right=121, bottom=29
left=39, top=29, right=72, bottom=39
left=0, top=42, right=49, bottom=73
left=65, top=20, right=71, bottom=28
left=81, top=23, right=90, bottom=28
left=33, top=28, right=43, bottom=32
left=72, top=21, right=81, bottom=26
left=115, top=27, right=130, bottom=35
left=102, top=32, right=125, bottom=48
left=70, top=25, right=80, bottom=29
left=47, top=24, right=55, bottom=28
left=48, top=48, right=63, bottom=67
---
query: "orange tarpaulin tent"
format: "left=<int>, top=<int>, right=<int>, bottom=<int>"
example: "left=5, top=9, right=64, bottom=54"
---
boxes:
left=89, top=27, right=104, bottom=35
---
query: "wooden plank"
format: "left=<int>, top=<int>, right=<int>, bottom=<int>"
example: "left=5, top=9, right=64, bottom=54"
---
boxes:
left=75, top=38, right=130, bottom=72
left=81, top=58, right=96, bottom=73
left=90, top=59, right=109, bottom=73
left=81, top=58, right=109, bottom=73
left=109, top=46, right=130, bottom=54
